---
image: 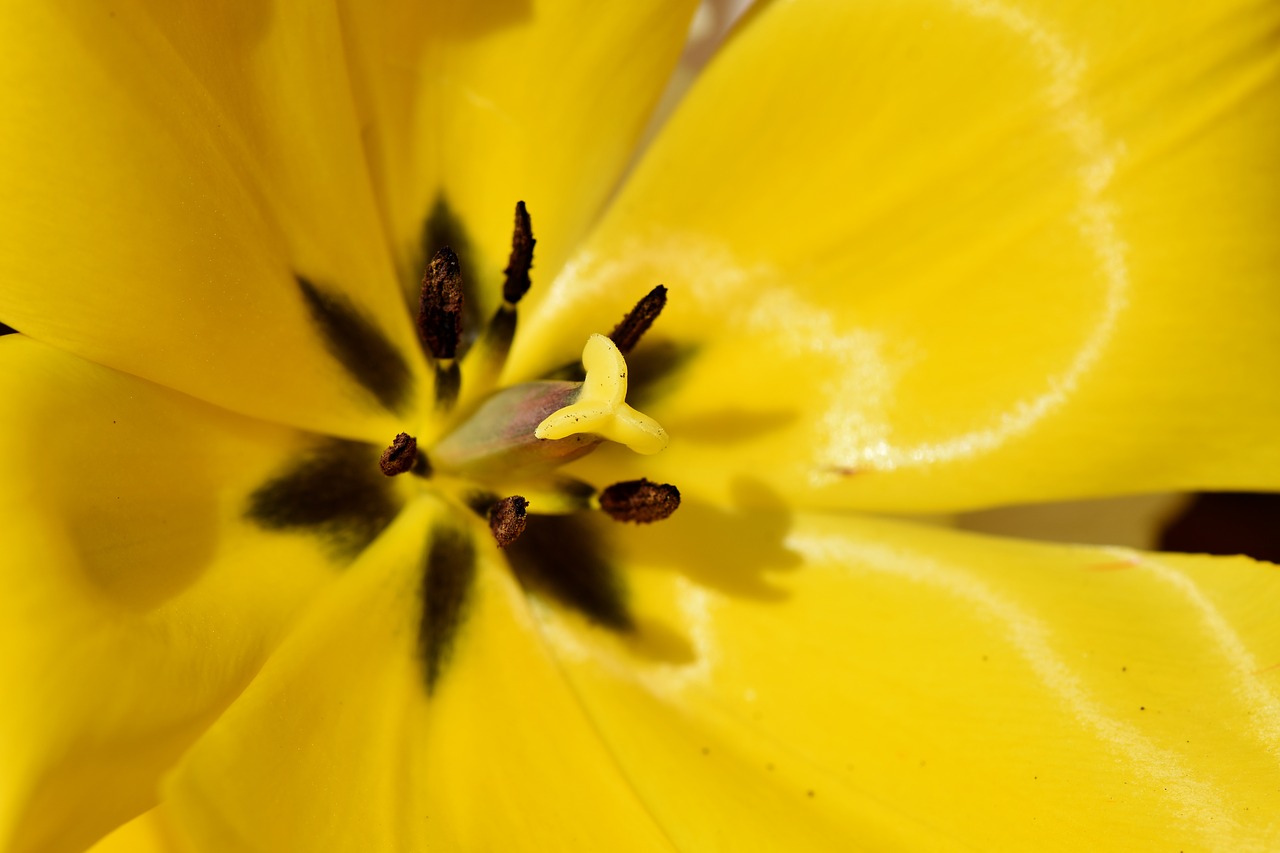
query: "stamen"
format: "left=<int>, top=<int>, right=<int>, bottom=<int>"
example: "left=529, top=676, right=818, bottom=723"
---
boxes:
left=609, top=285, right=667, bottom=354
left=535, top=334, right=669, bottom=454
left=433, top=361, right=461, bottom=410
left=502, top=201, right=535, bottom=305
left=417, top=247, right=465, bottom=409
left=418, top=247, right=465, bottom=360
left=379, top=432, right=420, bottom=476
left=459, top=203, right=534, bottom=410
left=598, top=479, right=681, bottom=524
left=488, top=495, right=529, bottom=548
left=476, top=303, right=516, bottom=363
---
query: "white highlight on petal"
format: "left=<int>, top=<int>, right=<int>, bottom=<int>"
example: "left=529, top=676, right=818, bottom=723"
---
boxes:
left=529, top=575, right=716, bottom=699
left=792, top=530, right=1241, bottom=847
left=1109, top=548, right=1280, bottom=761
left=532, top=1, right=1132, bottom=482
left=823, top=0, right=1132, bottom=476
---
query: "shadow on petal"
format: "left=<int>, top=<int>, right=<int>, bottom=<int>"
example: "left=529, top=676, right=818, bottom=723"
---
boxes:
left=623, top=614, right=698, bottom=666
left=506, top=513, right=633, bottom=631
left=614, top=477, right=802, bottom=600
left=61, top=469, right=218, bottom=611
left=665, top=407, right=797, bottom=443
left=627, top=339, right=699, bottom=406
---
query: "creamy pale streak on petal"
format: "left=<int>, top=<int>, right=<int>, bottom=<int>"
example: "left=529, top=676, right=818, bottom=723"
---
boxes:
left=520, top=0, right=1280, bottom=512
left=536, top=511, right=1280, bottom=849
left=0, top=337, right=340, bottom=853
left=4, top=0, right=1277, bottom=850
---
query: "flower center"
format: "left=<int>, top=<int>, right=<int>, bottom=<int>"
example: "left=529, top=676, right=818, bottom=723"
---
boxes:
left=383, top=202, right=681, bottom=548
left=242, top=201, right=676, bottom=691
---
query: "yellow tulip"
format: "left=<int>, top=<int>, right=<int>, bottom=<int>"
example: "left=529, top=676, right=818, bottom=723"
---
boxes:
left=2, top=1, right=1278, bottom=850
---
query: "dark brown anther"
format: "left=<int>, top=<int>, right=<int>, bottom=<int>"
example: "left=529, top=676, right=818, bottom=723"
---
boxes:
left=418, top=247, right=465, bottom=359
left=502, top=201, right=535, bottom=305
left=609, top=285, right=667, bottom=354
left=598, top=478, right=680, bottom=524
left=380, top=432, right=419, bottom=476
left=489, top=495, right=529, bottom=548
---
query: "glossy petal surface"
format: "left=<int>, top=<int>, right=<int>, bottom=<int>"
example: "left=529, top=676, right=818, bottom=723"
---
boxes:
left=339, top=0, right=699, bottom=316
left=163, top=501, right=675, bottom=851
left=0, top=2, right=425, bottom=439
left=0, top=338, right=335, bottom=853
left=87, top=811, right=177, bottom=853
left=161, top=501, right=1280, bottom=849
left=540, top=509, right=1280, bottom=848
left=8, top=2, right=1279, bottom=851
left=519, top=0, right=1280, bottom=512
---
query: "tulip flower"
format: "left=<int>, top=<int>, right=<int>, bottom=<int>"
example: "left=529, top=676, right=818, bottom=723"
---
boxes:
left=2, top=1, right=1278, bottom=850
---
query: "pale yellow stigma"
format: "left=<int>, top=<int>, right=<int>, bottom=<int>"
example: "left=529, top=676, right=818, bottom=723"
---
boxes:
left=534, top=334, right=669, bottom=454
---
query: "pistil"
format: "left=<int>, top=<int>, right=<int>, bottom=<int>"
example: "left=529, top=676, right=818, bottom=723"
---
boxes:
left=430, top=380, right=597, bottom=478
left=402, top=203, right=682, bottom=550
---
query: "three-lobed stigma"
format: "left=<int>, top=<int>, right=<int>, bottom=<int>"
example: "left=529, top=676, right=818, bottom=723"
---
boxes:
left=533, top=334, right=668, bottom=455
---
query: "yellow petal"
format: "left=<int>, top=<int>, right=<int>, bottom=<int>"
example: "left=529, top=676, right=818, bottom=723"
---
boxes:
left=0, top=337, right=343, bottom=852
left=338, top=0, right=700, bottom=316
left=87, top=810, right=180, bottom=853
left=539, top=508, right=1280, bottom=849
left=0, top=2, right=426, bottom=440
left=156, top=495, right=1280, bottom=848
left=518, top=0, right=1280, bottom=512
left=162, top=499, right=674, bottom=851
